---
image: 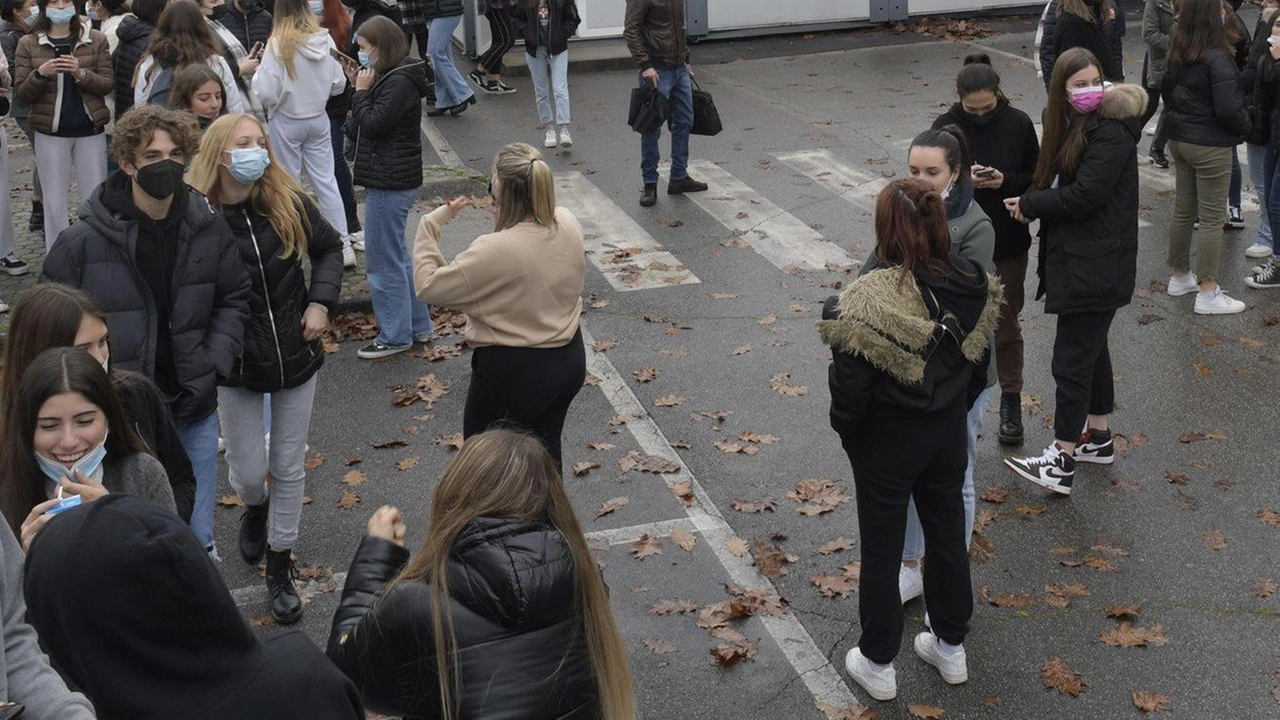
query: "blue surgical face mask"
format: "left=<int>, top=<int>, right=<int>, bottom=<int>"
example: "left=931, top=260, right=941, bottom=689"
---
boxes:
left=35, top=431, right=109, bottom=488
left=357, top=49, right=373, bottom=69
left=24, top=6, right=40, bottom=26
left=46, top=5, right=77, bottom=24
left=225, top=147, right=270, bottom=184
left=308, top=0, right=323, bottom=14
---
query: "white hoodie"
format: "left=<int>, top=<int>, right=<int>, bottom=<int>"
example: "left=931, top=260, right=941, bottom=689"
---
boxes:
left=252, top=30, right=345, bottom=120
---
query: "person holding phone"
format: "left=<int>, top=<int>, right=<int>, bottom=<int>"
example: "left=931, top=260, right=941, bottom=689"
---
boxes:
left=13, top=0, right=113, bottom=251
left=253, top=0, right=355, bottom=268
left=0, top=348, right=175, bottom=552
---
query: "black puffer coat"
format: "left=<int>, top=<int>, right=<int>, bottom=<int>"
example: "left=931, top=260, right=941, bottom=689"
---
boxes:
left=1163, top=47, right=1250, bottom=147
left=112, top=15, right=152, bottom=120
left=223, top=1, right=273, bottom=54
left=219, top=194, right=343, bottom=393
left=327, top=517, right=600, bottom=720
left=40, top=183, right=250, bottom=424
left=1018, top=84, right=1145, bottom=316
left=513, top=0, right=581, bottom=56
left=1241, top=12, right=1273, bottom=146
left=348, top=60, right=429, bottom=191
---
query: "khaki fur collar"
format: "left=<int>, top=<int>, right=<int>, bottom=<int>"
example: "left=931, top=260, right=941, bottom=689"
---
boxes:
left=818, top=268, right=1003, bottom=385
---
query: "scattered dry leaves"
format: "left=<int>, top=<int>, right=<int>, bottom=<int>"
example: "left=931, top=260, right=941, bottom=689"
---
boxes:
left=670, top=527, right=697, bottom=552
left=907, top=704, right=944, bottom=719
left=631, top=534, right=662, bottom=559
left=710, top=639, right=757, bottom=667
left=738, top=431, right=779, bottom=444
left=618, top=451, right=680, bottom=474
left=1015, top=504, right=1047, bottom=517
left=336, top=490, right=361, bottom=510
left=395, top=457, right=420, bottom=472
left=714, top=440, right=758, bottom=455
left=303, top=452, right=325, bottom=471
left=586, top=441, right=615, bottom=451
left=670, top=480, right=695, bottom=507
left=814, top=700, right=879, bottom=720
left=724, top=536, right=749, bottom=557
left=1252, top=579, right=1276, bottom=598
left=1100, top=622, right=1168, bottom=648
left=1106, top=604, right=1142, bottom=620
left=1258, top=508, right=1280, bottom=528
left=731, top=497, right=777, bottom=514
left=786, top=478, right=850, bottom=516
left=730, top=345, right=752, bottom=356
left=987, top=592, right=1037, bottom=609
left=1041, top=657, right=1088, bottom=696
left=769, top=372, right=808, bottom=396
left=432, top=433, right=464, bottom=451
left=980, top=484, right=1010, bottom=504
left=572, top=460, right=600, bottom=477
left=654, top=394, right=685, bottom=407
left=341, top=470, right=368, bottom=487
left=216, top=494, right=244, bottom=507
left=390, top=373, right=450, bottom=409
left=371, top=439, right=408, bottom=449
left=596, top=497, right=629, bottom=518
left=751, top=539, right=798, bottom=578
left=631, top=367, right=659, bottom=383
left=818, top=537, right=856, bottom=555
left=649, top=599, right=698, bottom=615
left=1201, top=529, right=1227, bottom=551
left=592, top=338, right=617, bottom=353
left=812, top=573, right=858, bottom=598
left=1132, top=690, right=1171, bottom=713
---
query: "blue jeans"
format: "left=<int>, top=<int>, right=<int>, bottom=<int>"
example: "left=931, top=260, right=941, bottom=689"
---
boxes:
left=329, top=114, right=359, bottom=230
left=902, top=387, right=990, bottom=562
left=1229, top=146, right=1242, bottom=208
left=365, top=187, right=432, bottom=346
left=1247, top=143, right=1273, bottom=250
left=528, top=47, right=570, bottom=126
left=429, top=15, right=471, bottom=108
left=177, top=411, right=220, bottom=548
left=1262, top=148, right=1280, bottom=261
left=639, top=65, right=693, bottom=185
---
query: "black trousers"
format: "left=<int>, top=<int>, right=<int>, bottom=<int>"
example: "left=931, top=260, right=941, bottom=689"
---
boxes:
left=840, top=401, right=973, bottom=664
left=1140, top=57, right=1168, bottom=153
left=462, top=329, right=585, bottom=472
left=478, top=6, right=515, bottom=75
left=1051, top=309, right=1116, bottom=444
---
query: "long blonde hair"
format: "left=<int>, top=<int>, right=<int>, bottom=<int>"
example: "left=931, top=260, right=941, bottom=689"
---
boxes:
left=395, top=429, right=635, bottom=720
left=268, top=0, right=323, bottom=80
left=492, top=142, right=558, bottom=231
left=186, top=113, right=311, bottom=259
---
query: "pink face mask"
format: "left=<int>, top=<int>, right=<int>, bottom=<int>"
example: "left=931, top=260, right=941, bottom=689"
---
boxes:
left=1067, top=86, right=1105, bottom=114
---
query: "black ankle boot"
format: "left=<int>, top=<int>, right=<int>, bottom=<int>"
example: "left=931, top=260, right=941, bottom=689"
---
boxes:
left=238, top=499, right=269, bottom=564
left=28, top=201, right=43, bottom=232
left=264, top=548, right=303, bottom=624
left=998, top=392, right=1024, bottom=446
left=639, top=183, right=657, bottom=207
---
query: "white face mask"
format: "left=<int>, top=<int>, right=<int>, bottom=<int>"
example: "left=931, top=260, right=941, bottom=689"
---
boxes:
left=940, top=178, right=956, bottom=201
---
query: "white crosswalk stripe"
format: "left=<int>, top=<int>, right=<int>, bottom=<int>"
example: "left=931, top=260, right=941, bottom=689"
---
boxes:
left=775, top=149, right=889, bottom=213
left=664, top=160, right=855, bottom=271
left=556, top=171, right=701, bottom=291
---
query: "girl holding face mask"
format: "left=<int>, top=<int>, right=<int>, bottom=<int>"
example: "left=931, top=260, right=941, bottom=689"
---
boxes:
left=1, top=347, right=175, bottom=551
left=1002, top=47, right=1145, bottom=495
left=187, top=112, right=343, bottom=624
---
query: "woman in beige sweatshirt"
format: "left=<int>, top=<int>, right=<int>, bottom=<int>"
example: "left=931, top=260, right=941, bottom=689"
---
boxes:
left=413, top=142, right=586, bottom=470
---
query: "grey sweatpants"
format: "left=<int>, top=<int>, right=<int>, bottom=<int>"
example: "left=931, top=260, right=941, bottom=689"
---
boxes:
left=34, top=131, right=107, bottom=252
left=218, top=375, right=317, bottom=551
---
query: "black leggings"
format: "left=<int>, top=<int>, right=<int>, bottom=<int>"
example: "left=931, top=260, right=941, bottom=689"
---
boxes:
left=462, top=330, right=585, bottom=473
left=1051, top=309, right=1116, bottom=444
left=840, top=401, right=973, bottom=664
left=478, top=6, right=515, bottom=75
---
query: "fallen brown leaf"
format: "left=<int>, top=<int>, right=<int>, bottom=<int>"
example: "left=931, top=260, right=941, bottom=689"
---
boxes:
left=724, top=536, right=749, bottom=557
left=757, top=313, right=776, bottom=326
left=731, top=497, right=777, bottom=514
left=1100, top=622, right=1168, bottom=648
left=979, top=484, right=1010, bottom=504
left=618, top=451, right=679, bottom=474
left=371, top=439, right=408, bottom=449
left=586, top=441, right=615, bottom=451
left=1015, top=504, right=1047, bottom=517
left=596, top=497, right=629, bottom=518
left=631, top=534, right=662, bottom=559
left=811, top=573, right=858, bottom=598
left=336, top=490, right=361, bottom=510
left=1041, top=657, right=1088, bottom=696
left=1163, top=470, right=1190, bottom=486
left=395, top=457, right=420, bottom=472
left=730, top=345, right=752, bottom=356
left=1083, top=555, right=1118, bottom=572
left=817, top=537, right=856, bottom=555
left=341, top=470, right=368, bottom=487
left=713, top=440, right=757, bottom=455
left=592, top=338, right=617, bottom=353
left=631, top=367, right=659, bottom=383
left=769, top=372, right=808, bottom=396
left=216, top=494, right=244, bottom=507
left=751, top=539, right=798, bottom=578
left=1132, top=690, right=1171, bottom=713
left=670, top=527, right=697, bottom=552
left=787, top=478, right=850, bottom=516
left=432, top=433, right=464, bottom=451
left=725, top=584, right=789, bottom=617
left=654, top=394, right=685, bottom=407
left=1258, top=508, right=1280, bottom=528
left=814, top=700, right=878, bottom=720
left=710, top=639, right=757, bottom=667
left=1201, top=529, right=1227, bottom=551
left=988, top=592, right=1037, bottom=609
left=907, top=704, right=944, bottom=719
left=303, top=452, right=326, bottom=471
left=738, top=431, right=779, bottom=444
left=669, top=480, right=695, bottom=507
left=572, top=460, right=600, bottom=477
left=649, top=599, right=698, bottom=615
left=1106, top=604, right=1142, bottom=620
left=1252, top=579, right=1277, bottom=598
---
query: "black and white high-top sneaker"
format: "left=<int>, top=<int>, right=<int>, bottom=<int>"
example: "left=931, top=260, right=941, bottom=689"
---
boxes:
left=1073, top=428, right=1115, bottom=465
left=1004, top=443, right=1075, bottom=495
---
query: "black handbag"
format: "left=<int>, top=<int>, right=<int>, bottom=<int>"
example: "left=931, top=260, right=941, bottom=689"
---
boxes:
left=690, top=78, right=722, bottom=136
left=628, top=86, right=669, bottom=134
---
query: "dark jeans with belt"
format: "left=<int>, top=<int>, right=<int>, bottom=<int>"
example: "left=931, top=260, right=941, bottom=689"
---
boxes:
left=1051, top=309, right=1116, bottom=444
left=840, top=401, right=973, bottom=664
left=463, top=329, right=585, bottom=472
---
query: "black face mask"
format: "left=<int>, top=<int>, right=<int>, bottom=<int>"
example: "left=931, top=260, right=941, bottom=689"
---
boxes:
left=133, top=159, right=186, bottom=200
left=963, top=110, right=995, bottom=128
left=238, top=0, right=263, bottom=13
left=208, top=3, right=227, bottom=20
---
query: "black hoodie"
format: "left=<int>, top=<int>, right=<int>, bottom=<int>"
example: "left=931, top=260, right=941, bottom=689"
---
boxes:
left=22, top=495, right=365, bottom=720
left=820, top=256, right=1002, bottom=434
left=112, top=15, right=154, bottom=120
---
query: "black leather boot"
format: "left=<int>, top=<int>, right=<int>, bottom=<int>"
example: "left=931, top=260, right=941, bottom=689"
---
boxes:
left=28, top=200, right=43, bottom=231
left=238, top=499, right=269, bottom=564
left=998, top=392, right=1024, bottom=446
left=639, top=183, right=657, bottom=207
left=265, top=548, right=303, bottom=625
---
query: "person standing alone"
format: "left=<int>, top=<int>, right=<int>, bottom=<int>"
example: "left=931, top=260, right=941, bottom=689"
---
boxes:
left=624, top=0, right=706, bottom=208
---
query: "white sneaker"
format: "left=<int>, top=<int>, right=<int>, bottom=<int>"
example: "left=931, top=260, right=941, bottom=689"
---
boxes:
left=349, top=231, right=365, bottom=252
left=899, top=564, right=923, bottom=604
left=543, top=127, right=558, bottom=148
left=1246, top=242, right=1273, bottom=259
left=913, top=631, right=968, bottom=684
left=1194, top=288, right=1246, bottom=315
left=0, top=301, right=8, bottom=313
left=1166, top=273, right=1199, bottom=296
left=844, top=648, right=897, bottom=701
left=558, top=127, right=573, bottom=148
left=342, top=245, right=357, bottom=269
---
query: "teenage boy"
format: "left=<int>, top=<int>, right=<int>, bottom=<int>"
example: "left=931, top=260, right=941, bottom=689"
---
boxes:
left=41, top=104, right=250, bottom=556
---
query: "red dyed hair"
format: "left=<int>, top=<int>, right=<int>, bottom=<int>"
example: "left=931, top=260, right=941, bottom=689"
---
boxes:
left=872, top=178, right=957, bottom=281
left=320, top=0, right=352, bottom=53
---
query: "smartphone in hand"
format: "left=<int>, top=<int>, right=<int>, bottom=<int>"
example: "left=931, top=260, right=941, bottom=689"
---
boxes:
left=250, top=41, right=264, bottom=59
left=329, top=48, right=357, bottom=73
left=974, top=167, right=996, bottom=178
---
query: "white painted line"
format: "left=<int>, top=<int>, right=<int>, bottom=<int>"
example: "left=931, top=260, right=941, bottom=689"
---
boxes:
left=421, top=114, right=465, bottom=169
left=776, top=148, right=888, bottom=214
left=556, top=172, right=701, bottom=291
left=965, top=41, right=1035, bottom=67
left=666, top=160, right=855, bottom=271
left=581, top=326, right=857, bottom=709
